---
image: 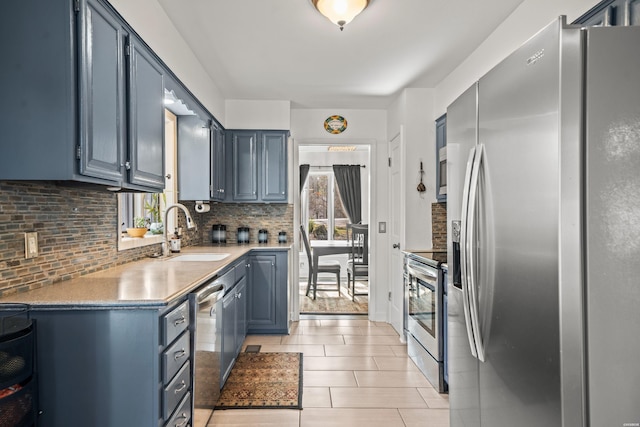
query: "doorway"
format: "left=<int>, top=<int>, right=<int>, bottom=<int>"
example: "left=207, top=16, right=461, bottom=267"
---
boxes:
left=297, top=144, right=371, bottom=315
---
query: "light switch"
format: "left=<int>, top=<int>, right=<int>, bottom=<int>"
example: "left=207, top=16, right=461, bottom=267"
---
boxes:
left=25, top=232, right=38, bottom=259
left=378, top=222, right=387, bottom=233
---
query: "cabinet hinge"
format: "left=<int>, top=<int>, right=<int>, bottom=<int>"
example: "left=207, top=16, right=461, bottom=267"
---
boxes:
left=388, top=157, right=392, bottom=167
left=76, top=145, right=81, bottom=160
left=73, top=0, right=80, bottom=13
left=125, top=43, right=131, bottom=57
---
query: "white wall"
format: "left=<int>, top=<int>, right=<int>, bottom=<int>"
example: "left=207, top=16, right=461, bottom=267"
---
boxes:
left=434, top=0, right=596, bottom=116
left=108, top=0, right=226, bottom=122
left=387, top=88, right=437, bottom=251
left=225, top=100, right=291, bottom=129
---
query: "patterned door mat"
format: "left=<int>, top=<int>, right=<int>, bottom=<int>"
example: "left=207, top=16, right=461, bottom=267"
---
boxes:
left=215, top=352, right=303, bottom=409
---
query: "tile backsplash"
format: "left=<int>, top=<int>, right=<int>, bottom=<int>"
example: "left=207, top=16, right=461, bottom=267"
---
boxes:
left=182, top=202, right=294, bottom=246
left=0, top=181, right=159, bottom=297
left=432, top=202, right=447, bottom=251
left=0, top=181, right=294, bottom=297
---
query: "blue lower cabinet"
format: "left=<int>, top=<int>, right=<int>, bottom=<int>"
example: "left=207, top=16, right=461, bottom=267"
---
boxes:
left=247, top=251, right=288, bottom=334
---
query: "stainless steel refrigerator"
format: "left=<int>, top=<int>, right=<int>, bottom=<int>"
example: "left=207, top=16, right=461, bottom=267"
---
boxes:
left=446, top=17, right=640, bottom=427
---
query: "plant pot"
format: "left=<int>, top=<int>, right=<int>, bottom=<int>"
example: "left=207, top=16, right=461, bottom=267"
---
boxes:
left=126, top=227, right=148, bottom=238
left=149, top=222, right=164, bottom=235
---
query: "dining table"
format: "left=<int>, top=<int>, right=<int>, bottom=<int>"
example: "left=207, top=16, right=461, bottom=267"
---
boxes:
left=309, top=239, right=352, bottom=288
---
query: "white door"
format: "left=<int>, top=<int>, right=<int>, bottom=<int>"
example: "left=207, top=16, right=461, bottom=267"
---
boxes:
left=388, top=129, right=405, bottom=335
left=164, top=110, right=178, bottom=232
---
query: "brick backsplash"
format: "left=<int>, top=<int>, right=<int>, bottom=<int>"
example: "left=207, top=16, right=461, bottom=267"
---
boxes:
left=181, top=202, right=294, bottom=246
left=0, top=181, right=160, bottom=297
left=432, top=202, right=447, bottom=251
left=0, top=182, right=293, bottom=297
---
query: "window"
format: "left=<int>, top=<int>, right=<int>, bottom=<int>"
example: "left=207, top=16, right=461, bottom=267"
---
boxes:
left=303, top=171, right=348, bottom=240
left=117, top=109, right=177, bottom=251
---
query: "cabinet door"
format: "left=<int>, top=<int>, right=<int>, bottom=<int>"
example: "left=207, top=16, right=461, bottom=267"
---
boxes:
left=261, top=131, right=288, bottom=202
left=435, top=114, right=446, bottom=202
left=230, top=131, right=258, bottom=201
left=248, top=254, right=277, bottom=328
left=221, top=290, right=236, bottom=386
left=127, top=35, right=165, bottom=190
left=78, top=0, right=126, bottom=183
left=178, top=115, right=211, bottom=201
left=211, top=124, right=226, bottom=201
left=235, top=276, right=247, bottom=355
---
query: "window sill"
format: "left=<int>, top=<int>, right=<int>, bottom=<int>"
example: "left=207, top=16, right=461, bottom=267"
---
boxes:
left=118, top=233, right=163, bottom=252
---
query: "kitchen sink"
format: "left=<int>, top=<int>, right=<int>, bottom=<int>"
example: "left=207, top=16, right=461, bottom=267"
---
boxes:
left=168, top=253, right=230, bottom=262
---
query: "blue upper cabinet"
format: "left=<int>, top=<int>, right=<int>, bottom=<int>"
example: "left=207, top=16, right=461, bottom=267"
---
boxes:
left=435, top=114, right=447, bottom=202
left=573, top=0, right=640, bottom=26
left=1, top=0, right=165, bottom=192
left=78, top=0, right=127, bottom=183
left=229, top=130, right=259, bottom=202
left=127, top=35, right=166, bottom=190
left=261, top=131, right=288, bottom=202
left=211, top=124, right=227, bottom=201
left=227, top=130, right=289, bottom=203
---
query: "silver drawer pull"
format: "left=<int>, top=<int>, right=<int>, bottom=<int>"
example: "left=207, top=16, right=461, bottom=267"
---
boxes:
left=174, top=349, right=186, bottom=360
left=175, top=413, right=188, bottom=427
left=174, top=380, right=187, bottom=394
left=173, top=316, right=186, bottom=326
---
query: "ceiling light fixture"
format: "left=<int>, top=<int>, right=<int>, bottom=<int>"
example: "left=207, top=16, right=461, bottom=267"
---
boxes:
left=311, top=0, right=370, bottom=31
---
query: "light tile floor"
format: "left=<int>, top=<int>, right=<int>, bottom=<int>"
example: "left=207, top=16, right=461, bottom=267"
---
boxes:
left=201, top=315, right=450, bottom=427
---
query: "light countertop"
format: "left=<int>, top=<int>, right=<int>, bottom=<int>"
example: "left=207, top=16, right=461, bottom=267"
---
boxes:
left=0, top=244, right=290, bottom=309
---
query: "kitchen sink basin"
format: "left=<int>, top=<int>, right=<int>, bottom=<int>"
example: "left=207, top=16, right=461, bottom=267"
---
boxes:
left=168, top=253, right=230, bottom=262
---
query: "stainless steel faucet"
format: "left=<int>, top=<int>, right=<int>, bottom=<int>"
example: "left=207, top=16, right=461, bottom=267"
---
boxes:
left=163, top=203, right=197, bottom=256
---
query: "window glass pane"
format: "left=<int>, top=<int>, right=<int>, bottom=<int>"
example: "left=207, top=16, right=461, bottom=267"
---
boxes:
left=334, top=185, right=348, bottom=240
left=308, top=174, right=328, bottom=240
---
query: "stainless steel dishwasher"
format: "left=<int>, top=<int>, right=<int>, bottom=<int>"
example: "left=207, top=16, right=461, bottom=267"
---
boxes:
left=189, top=280, right=225, bottom=412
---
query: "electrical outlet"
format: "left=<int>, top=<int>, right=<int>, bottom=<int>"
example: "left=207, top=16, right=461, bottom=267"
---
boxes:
left=25, top=232, right=38, bottom=259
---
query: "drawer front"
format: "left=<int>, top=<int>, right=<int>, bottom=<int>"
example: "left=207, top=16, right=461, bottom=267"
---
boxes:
left=163, top=360, right=191, bottom=420
left=163, top=332, right=190, bottom=384
left=165, top=392, right=191, bottom=427
left=163, top=301, right=190, bottom=346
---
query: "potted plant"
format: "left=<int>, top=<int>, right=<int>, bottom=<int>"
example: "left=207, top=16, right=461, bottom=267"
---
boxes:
left=126, top=217, right=148, bottom=238
left=145, top=193, right=166, bottom=235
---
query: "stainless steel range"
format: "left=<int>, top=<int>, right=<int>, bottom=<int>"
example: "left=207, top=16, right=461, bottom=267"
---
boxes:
left=404, top=251, right=447, bottom=392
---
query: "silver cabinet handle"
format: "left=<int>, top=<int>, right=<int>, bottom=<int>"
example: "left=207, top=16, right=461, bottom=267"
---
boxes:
left=174, top=349, right=186, bottom=360
left=124, top=161, right=131, bottom=170
left=174, top=380, right=187, bottom=394
left=173, top=316, right=186, bottom=326
left=236, top=292, right=242, bottom=299
left=174, top=414, right=188, bottom=427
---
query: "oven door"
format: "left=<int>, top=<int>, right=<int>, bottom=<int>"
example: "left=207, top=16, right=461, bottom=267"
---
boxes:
left=406, top=261, right=442, bottom=361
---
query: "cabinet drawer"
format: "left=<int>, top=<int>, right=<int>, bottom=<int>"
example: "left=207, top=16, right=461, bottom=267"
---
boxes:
left=163, top=301, right=190, bottom=346
left=163, top=332, right=190, bottom=384
left=165, top=392, right=191, bottom=427
left=163, top=360, right=190, bottom=420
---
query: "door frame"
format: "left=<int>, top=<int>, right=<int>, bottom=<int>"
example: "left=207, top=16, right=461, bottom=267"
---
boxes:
left=291, top=138, right=377, bottom=322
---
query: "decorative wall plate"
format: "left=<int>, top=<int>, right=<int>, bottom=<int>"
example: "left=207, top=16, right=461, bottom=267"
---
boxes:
left=324, top=115, right=347, bottom=134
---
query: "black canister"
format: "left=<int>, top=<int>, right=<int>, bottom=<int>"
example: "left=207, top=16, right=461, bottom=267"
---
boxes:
left=212, top=224, right=226, bottom=244
left=278, top=231, right=287, bottom=244
left=258, top=229, right=268, bottom=244
left=237, top=227, right=250, bottom=244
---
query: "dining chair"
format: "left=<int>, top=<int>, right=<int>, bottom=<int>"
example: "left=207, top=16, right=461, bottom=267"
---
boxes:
left=300, top=225, right=341, bottom=300
left=346, top=224, right=368, bottom=301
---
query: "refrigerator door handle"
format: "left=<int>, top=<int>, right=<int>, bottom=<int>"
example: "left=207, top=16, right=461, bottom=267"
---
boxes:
left=460, top=146, right=478, bottom=359
left=467, top=143, right=486, bottom=362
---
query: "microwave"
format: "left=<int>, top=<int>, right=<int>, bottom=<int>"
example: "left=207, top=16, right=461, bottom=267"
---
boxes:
left=438, top=146, right=447, bottom=198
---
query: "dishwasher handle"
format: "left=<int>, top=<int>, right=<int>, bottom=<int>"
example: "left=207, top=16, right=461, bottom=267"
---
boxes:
left=195, top=282, right=225, bottom=305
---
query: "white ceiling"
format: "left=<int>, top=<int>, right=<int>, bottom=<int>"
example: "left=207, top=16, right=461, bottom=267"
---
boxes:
left=157, top=0, right=526, bottom=110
